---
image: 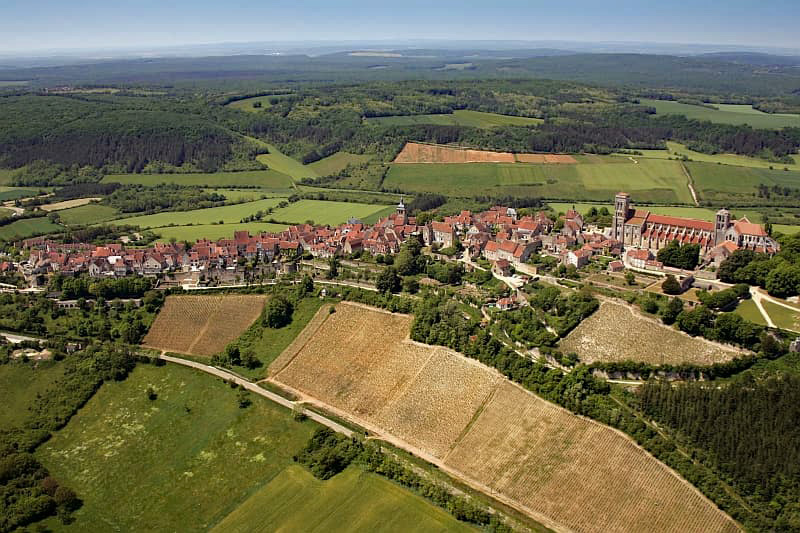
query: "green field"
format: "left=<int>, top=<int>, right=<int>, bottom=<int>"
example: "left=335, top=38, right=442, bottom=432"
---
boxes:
left=642, top=99, right=800, bottom=129
left=111, top=198, right=288, bottom=229
left=762, top=300, right=800, bottom=332
left=0, top=218, right=64, bottom=240
left=153, top=222, right=289, bottom=242
left=0, top=362, right=65, bottom=428
left=366, top=110, right=543, bottom=128
left=57, top=204, right=121, bottom=226
left=0, top=170, right=16, bottom=185
left=210, top=465, right=474, bottom=533
left=0, top=186, right=39, bottom=201
left=686, top=162, right=800, bottom=203
left=386, top=158, right=694, bottom=203
left=774, top=224, right=800, bottom=235
left=268, top=199, right=395, bottom=226
left=0, top=207, right=13, bottom=217
left=257, top=144, right=318, bottom=181
left=546, top=202, right=766, bottom=222
left=631, top=142, right=800, bottom=171
left=102, top=170, right=295, bottom=189
left=36, top=363, right=472, bottom=531
left=205, top=189, right=287, bottom=202
left=308, top=152, right=373, bottom=176
left=734, top=299, right=768, bottom=326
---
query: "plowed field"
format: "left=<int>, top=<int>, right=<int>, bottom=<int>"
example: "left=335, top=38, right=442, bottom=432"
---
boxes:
left=142, top=295, right=267, bottom=356
left=271, top=302, right=739, bottom=533
left=393, top=142, right=576, bottom=164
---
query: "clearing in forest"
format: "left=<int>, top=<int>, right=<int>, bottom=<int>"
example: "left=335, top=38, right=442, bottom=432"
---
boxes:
left=271, top=302, right=739, bottom=533
left=393, top=142, right=576, bottom=164
left=559, top=300, right=742, bottom=366
left=142, top=294, right=267, bottom=356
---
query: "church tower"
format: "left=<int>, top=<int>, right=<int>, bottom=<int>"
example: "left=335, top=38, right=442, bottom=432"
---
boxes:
left=613, top=192, right=630, bottom=242
left=715, top=208, right=730, bottom=246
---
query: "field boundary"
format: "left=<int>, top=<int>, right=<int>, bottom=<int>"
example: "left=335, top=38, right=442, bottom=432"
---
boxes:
left=268, top=303, right=333, bottom=375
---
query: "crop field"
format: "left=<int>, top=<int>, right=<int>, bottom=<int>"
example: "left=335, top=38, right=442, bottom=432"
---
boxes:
left=394, top=142, right=575, bottom=164
left=152, top=222, right=289, bottom=243
left=445, top=381, right=738, bottom=533
left=642, top=98, right=800, bottom=129
left=57, top=204, right=121, bottom=225
left=367, top=110, right=543, bottom=128
left=386, top=157, right=693, bottom=203
left=40, top=197, right=101, bottom=212
left=256, top=144, right=318, bottom=181
left=0, top=186, right=39, bottom=201
left=0, top=218, right=63, bottom=241
left=110, top=198, right=287, bottom=229
left=267, top=199, right=395, bottom=226
left=632, top=141, right=800, bottom=171
left=102, top=170, right=295, bottom=189
left=271, top=303, right=737, bottom=532
left=209, top=465, right=474, bottom=533
left=308, top=151, right=373, bottom=176
left=687, top=162, right=800, bottom=203
left=142, top=295, right=267, bottom=356
left=559, top=301, right=742, bottom=365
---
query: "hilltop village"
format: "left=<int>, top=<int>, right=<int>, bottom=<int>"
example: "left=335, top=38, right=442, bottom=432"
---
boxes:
left=5, top=193, right=778, bottom=293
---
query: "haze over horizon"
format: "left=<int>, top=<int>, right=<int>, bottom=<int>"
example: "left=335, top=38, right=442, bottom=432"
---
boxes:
left=2, top=0, right=799, bottom=54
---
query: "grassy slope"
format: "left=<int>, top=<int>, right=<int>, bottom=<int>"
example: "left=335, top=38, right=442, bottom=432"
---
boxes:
left=0, top=187, right=39, bottom=201
left=102, top=170, right=294, bottom=189
left=0, top=207, right=12, bottom=217
left=268, top=199, right=394, bottom=226
left=211, top=465, right=474, bottom=533
left=57, top=204, right=120, bottom=225
left=632, top=142, right=800, bottom=171
left=0, top=218, right=64, bottom=240
left=733, top=299, right=768, bottom=326
left=235, top=298, right=323, bottom=379
left=37, top=364, right=472, bottom=532
left=257, top=144, right=318, bottom=182
left=153, top=222, right=289, bottom=243
left=110, top=198, right=287, bottom=228
left=0, top=170, right=15, bottom=185
left=386, top=158, right=692, bottom=203
left=761, top=300, right=800, bottom=332
left=366, top=110, right=543, bottom=128
left=642, top=99, right=800, bottom=129
left=308, top=152, right=373, bottom=176
left=0, top=362, right=65, bottom=428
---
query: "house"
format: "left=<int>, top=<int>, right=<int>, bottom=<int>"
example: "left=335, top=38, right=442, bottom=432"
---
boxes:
left=607, top=260, right=624, bottom=273
left=561, top=248, right=592, bottom=268
left=431, top=221, right=456, bottom=248
left=496, top=296, right=516, bottom=311
left=626, top=248, right=653, bottom=269
left=492, top=259, right=512, bottom=277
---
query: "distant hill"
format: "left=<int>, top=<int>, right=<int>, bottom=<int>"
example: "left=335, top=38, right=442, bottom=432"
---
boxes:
left=697, top=52, right=800, bottom=67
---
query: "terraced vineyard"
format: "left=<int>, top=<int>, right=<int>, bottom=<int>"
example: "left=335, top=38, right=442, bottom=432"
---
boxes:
left=143, top=295, right=267, bottom=356
left=271, top=302, right=739, bottom=533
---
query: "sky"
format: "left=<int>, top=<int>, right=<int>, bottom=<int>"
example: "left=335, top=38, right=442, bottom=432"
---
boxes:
left=1, top=0, right=799, bottom=53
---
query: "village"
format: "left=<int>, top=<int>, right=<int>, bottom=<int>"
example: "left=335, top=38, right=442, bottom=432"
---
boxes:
left=1, top=193, right=779, bottom=305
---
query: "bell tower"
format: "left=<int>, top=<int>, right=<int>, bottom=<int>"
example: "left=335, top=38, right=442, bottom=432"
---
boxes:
left=613, top=192, right=630, bottom=241
left=715, top=208, right=730, bottom=246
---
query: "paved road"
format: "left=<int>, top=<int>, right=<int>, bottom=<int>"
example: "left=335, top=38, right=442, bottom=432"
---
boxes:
left=159, top=354, right=354, bottom=437
left=0, top=331, right=44, bottom=344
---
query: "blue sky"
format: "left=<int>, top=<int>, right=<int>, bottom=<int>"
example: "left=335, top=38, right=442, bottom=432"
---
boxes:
left=1, top=0, right=798, bottom=52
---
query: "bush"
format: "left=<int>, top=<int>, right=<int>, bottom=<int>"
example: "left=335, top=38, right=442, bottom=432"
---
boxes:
left=263, top=294, right=294, bottom=328
left=661, top=274, right=682, bottom=295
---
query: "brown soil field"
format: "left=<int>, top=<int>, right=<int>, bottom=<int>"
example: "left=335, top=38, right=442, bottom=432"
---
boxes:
left=142, top=295, right=267, bottom=356
left=445, top=381, right=738, bottom=533
left=559, top=301, right=742, bottom=365
left=40, top=197, right=102, bottom=211
left=271, top=302, right=739, bottom=532
left=393, top=142, right=576, bottom=164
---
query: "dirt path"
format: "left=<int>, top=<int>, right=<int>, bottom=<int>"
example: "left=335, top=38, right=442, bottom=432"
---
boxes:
left=681, top=163, right=700, bottom=206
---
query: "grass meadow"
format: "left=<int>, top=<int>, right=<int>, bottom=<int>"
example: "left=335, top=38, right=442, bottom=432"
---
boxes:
left=385, top=157, right=694, bottom=203
left=153, top=223, right=289, bottom=242
left=0, top=218, right=64, bottom=241
left=308, top=152, right=373, bottom=176
left=761, top=300, right=800, bottom=332
left=642, top=99, right=800, bottom=129
left=35, top=363, right=471, bottom=532
left=0, top=170, right=15, bottom=185
left=226, top=94, right=292, bottom=112
left=686, top=162, right=800, bottom=203
left=733, top=299, right=767, bottom=326
left=267, top=199, right=394, bottom=226
left=256, top=144, right=318, bottom=181
left=366, top=110, right=543, bottom=128
left=632, top=141, right=800, bottom=171
left=102, top=170, right=295, bottom=189
left=57, top=204, right=121, bottom=225
left=0, top=187, right=40, bottom=201
left=0, top=362, right=65, bottom=428
left=111, top=198, right=288, bottom=228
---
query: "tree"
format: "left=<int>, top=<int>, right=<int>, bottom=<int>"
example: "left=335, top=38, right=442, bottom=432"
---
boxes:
left=264, top=294, right=293, bottom=328
left=624, top=272, right=635, bottom=286
left=402, top=277, right=420, bottom=294
left=326, top=257, right=339, bottom=279
left=661, top=274, right=682, bottom=295
left=765, top=262, right=800, bottom=298
left=661, top=297, right=684, bottom=325
left=295, top=274, right=314, bottom=298
left=376, top=267, right=401, bottom=294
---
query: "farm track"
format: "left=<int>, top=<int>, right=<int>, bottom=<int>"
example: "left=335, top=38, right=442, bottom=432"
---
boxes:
left=682, top=163, right=700, bottom=206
